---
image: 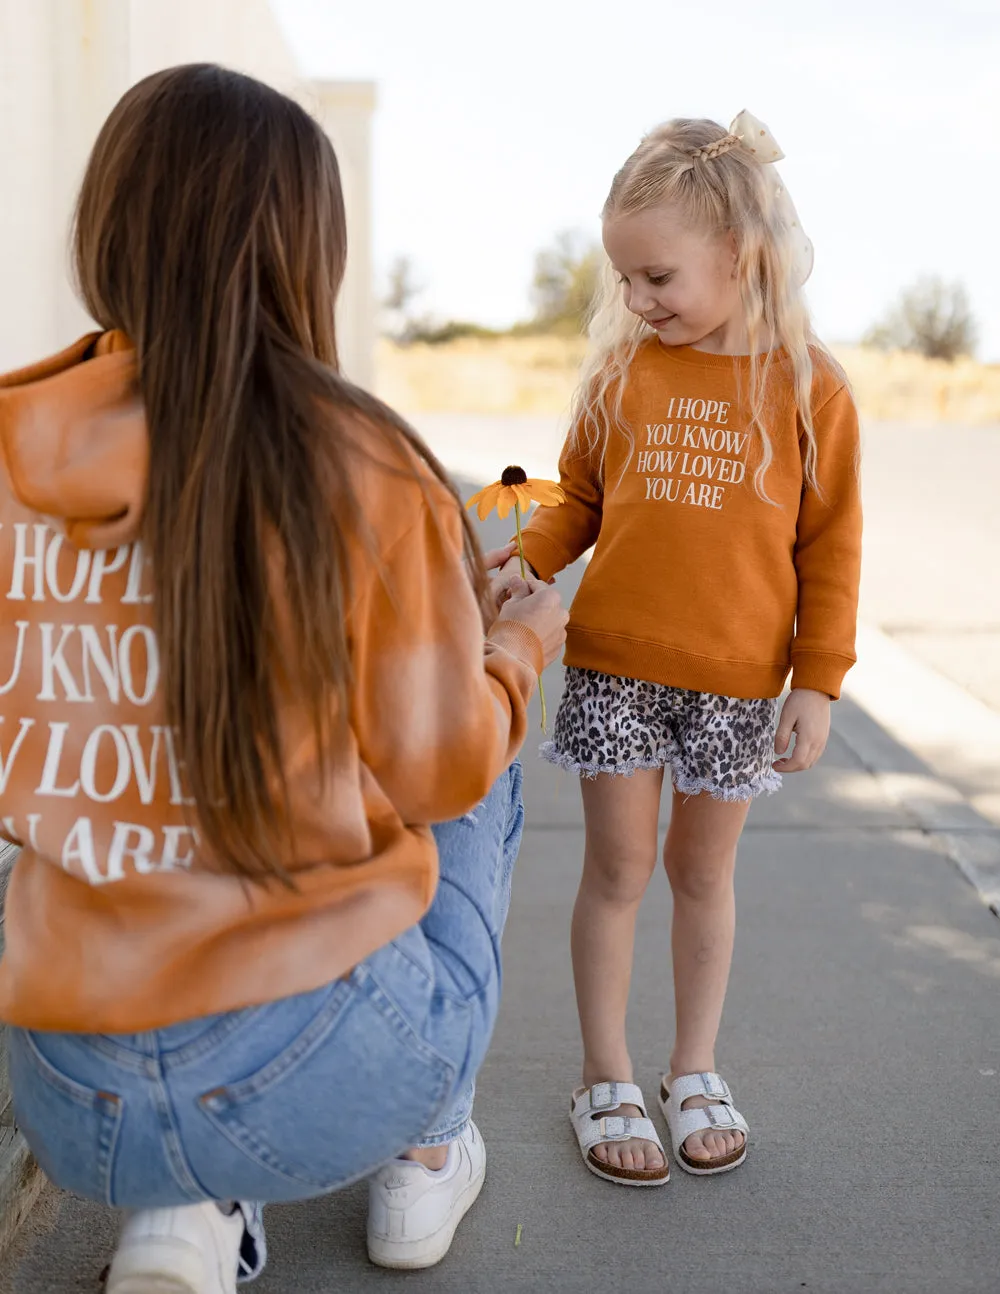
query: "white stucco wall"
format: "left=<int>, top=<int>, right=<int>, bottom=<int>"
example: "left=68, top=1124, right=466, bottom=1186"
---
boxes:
left=309, top=81, right=378, bottom=390
left=0, top=0, right=375, bottom=385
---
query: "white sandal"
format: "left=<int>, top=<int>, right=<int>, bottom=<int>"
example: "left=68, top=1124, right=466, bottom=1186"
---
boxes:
left=570, top=1081, right=670, bottom=1187
left=658, top=1072, right=749, bottom=1176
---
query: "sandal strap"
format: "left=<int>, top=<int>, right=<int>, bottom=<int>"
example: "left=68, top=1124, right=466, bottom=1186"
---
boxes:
left=664, top=1071, right=733, bottom=1107
left=668, top=1103, right=749, bottom=1146
left=576, top=1115, right=664, bottom=1154
left=572, top=1081, right=647, bottom=1120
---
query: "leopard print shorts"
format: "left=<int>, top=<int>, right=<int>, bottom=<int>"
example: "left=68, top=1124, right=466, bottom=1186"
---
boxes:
left=541, top=667, right=782, bottom=801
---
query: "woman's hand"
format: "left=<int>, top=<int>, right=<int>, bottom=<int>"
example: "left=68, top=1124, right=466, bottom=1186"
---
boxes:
left=483, top=543, right=552, bottom=614
left=773, top=688, right=831, bottom=772
left=494, top=552, right=554, bottom=602
left=482, top=544, right=519, bottom=573
left=496, top=574, right=568, bottom=669
left=493, top=555, right=526, bottom=606
left=481, top=544, right=519, bottom=617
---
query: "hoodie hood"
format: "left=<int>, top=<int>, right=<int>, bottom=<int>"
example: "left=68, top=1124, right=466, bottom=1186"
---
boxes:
left=0, top=330, right=146, bottom=549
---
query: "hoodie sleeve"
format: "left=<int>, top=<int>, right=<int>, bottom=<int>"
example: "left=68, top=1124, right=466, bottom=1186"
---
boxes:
left=350, top=489, right=542, bottom=825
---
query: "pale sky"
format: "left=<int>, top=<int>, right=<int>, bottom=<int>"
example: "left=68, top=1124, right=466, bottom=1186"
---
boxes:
left=275, top=0, right=1000, bottom=359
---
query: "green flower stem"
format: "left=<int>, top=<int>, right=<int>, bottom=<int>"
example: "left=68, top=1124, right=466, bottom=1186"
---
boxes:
left=514, top=502, right=547, bottom=732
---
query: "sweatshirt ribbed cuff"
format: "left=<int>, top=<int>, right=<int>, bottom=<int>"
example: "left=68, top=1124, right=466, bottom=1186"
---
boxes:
left=789, top=651, right=855, bottom=701
left=516, top=531, right=571, bottom=585
left=486, top=619, right=545, bottom=678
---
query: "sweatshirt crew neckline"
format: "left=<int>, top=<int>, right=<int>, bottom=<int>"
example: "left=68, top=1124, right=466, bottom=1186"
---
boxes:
left=654, top=341, right=788, bottom=368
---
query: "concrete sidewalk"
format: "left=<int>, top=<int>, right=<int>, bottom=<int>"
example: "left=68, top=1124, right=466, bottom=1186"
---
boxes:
left=3, top=498, right=1000, bottom=1293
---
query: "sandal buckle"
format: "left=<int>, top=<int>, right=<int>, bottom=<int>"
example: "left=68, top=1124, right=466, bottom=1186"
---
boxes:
left=590, top=1081, right=619, bottom=1112
left=598, top=1116, right=629, bottom=1140
left=704, top=1104, right=737, bottom=1129
left=700, top=1072, right=731, bottom=1101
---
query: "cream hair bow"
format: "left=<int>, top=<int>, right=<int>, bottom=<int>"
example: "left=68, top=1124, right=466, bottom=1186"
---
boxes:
left=730, top=109, right=814, bottom=286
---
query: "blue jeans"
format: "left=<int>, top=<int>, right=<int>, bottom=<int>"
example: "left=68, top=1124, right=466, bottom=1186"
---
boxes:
left=416, top=787, right=518, bottom=1146
left=8, top=762, right=523, bottom=1276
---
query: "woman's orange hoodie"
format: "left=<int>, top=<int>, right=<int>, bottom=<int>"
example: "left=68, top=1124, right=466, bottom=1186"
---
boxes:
left=0, top=333, right=541, bottom=1032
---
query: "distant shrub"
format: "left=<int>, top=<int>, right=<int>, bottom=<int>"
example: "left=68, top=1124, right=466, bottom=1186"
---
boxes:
left=530, top=230, right=603, bottom=333
left=864, top=277, right=977, bottom=363
left=400, top=319, right=502, bottom=346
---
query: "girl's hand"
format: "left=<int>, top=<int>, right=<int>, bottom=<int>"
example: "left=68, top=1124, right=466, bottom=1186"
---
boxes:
left=496, top=574, right=568, bottom=669
left=773, top=688, right=831, bottom=772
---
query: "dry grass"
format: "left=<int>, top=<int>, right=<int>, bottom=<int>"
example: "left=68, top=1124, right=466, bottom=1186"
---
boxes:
left=376, top=335, right=1000, bottom=425
left=833, top=347, right=1000, bottom=425
left=375, top=335, right=587, bottom=417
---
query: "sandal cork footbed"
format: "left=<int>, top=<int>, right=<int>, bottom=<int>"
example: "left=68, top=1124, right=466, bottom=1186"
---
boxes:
left=586, top=1148, right=671, bottom=1184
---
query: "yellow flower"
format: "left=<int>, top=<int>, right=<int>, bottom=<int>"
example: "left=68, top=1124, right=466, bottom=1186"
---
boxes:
left=466, top=466, right=565, bottom=521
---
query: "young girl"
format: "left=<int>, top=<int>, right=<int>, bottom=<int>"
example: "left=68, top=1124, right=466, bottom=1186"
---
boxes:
left=506, top=111, right=862, bottom=1185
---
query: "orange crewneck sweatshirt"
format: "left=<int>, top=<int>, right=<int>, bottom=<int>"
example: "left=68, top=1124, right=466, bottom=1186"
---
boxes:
left=520, top=340, right=862, bottom=700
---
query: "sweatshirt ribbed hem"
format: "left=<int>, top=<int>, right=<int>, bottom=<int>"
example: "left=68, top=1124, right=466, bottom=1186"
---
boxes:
left=565, top=629, right=789, bottom=700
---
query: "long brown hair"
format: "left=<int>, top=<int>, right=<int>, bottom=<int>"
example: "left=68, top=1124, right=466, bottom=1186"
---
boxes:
left=73, top=64, right=485, bottom=883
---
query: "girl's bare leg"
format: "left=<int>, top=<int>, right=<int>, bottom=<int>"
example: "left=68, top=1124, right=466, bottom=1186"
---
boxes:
left=663, top=788, right=750, bottom=1162
left=572, top=769, right=665, bottom=1172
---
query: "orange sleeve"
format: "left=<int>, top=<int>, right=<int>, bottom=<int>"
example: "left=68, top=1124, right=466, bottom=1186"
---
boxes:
left=790, top=384, right=863, bottom=699
left=519, top=426, right=604, bottom=582
left=351, top=491, right=542, bottom=825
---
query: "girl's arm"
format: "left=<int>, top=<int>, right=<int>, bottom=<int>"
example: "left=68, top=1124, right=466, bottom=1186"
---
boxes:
left=790, top=383, right=863, bottom=701
left=518, top=428, right=605, bottom=582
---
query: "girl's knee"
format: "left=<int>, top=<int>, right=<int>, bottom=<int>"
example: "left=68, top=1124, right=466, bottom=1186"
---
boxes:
left=663, top=845, right=736, bottom=901
left=582, top=848, right=657, bottom=905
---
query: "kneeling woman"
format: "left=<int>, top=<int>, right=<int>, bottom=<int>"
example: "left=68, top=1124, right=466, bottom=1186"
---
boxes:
left=0, top=63, right=566, bottom=1292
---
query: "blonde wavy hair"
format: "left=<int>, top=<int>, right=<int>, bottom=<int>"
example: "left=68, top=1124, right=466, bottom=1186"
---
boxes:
left=575, top=117, right=841, bottom=500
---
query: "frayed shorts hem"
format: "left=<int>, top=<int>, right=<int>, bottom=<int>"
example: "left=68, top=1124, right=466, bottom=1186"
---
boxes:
left=540, top=741, right=782, bottom=801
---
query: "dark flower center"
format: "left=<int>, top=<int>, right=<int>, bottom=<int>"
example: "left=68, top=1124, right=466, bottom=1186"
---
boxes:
left=501, top=465, right=528, bottom=487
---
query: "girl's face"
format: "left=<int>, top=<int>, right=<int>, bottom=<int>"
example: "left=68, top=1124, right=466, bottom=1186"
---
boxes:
left=603, top=205, right=743, bottom=353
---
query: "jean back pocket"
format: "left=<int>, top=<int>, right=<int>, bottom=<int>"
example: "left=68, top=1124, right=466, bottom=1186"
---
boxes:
left=8, top=1028, right=124, bottom=1206
left=194, top=969, right=456, bottom=1201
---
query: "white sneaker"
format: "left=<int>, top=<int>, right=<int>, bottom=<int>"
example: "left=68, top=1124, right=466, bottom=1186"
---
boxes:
left=106, top=1202, right=244, bottom=1294
left=367, top=1121, right=487, bottom=1269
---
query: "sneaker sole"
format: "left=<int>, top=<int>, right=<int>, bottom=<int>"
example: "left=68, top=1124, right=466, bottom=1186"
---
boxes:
left=107, top=1277, right=202, bottom=1294
left=367, top=1159, right=486, bottom=1270
left=107, top=1245, right=232, bottom=1294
